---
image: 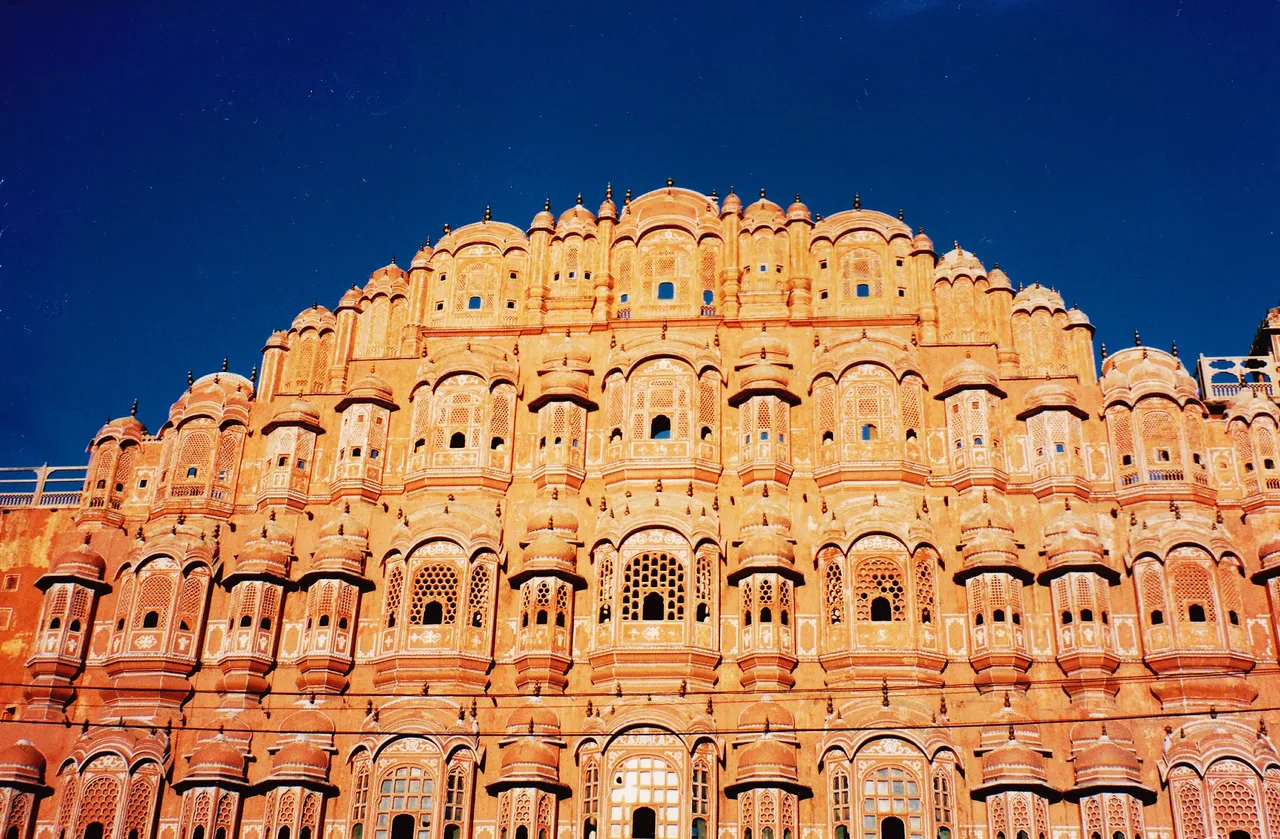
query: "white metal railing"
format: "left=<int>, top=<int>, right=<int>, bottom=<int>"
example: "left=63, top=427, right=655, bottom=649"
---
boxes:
left=0, top=465, right=88, bottom=509
left=1197, top=354, right=1277, bottom=402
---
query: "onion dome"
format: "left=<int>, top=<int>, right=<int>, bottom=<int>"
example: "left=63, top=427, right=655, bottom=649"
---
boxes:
left=1012, top=283, right=1067, bottom=315
left=268, top=740, right=331, bottom=786
left=0, top=739, right=47, bottom=789
left=303, top=505, right=372, bottom=588
left=336, top=287, right=363, bottom=312
left=1040, top=502, right=1114, bottom=581
left=177, top=734, right=249, bottom=789
left=172, top=372, right=254, bottom=429
left=597, top=186, right=618, bottom=222
left=986, top=265, right=1013, bottom=291
left=1100, top=347, right=1195, bottom=408
left=743, top=190, right=785, bottom=229
left=1017, top=382, right=1088, bottom=421
left=937, top=356, right=1005, bottom=399
left=974, top=733, right=1054, bottom=799
left=263, top=398, right=324, bottom=435
left=226, top=514, right=293, bottom=585
left=720, top=188, right=742, bottom=217
left=530, top=198, right=556, bottom=233
left=336, top=372, right=396, bottom=411
left=523, top=500, right=580, bottom=540
left=911, top=228, right=934, bottom=253
left=737, top=697, right=794, bottom=733
left=38, top=534, right=107, bottom=591
left=785, top=194, right=811, bottom=222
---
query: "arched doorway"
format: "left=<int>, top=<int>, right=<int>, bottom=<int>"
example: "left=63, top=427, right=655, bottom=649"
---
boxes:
left=632, top=807, right=656, bottom=839
left=881, top=817, right=905, bottom=839
left=392, top=813, right=417, bottom=839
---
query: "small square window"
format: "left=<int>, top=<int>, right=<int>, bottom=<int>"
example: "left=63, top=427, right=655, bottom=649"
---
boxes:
left=138, top=478, right=148, bottom=488
left=620, top=293, right=629, bottom=303
left=296, top=459, right=307, bottom=470
left=554, top=272, right=561, bottom=281
left=1054, top=443, right=1065, bottom=454
left=775, top=265, right=782, bottom=273
left=820, top=259, right=828, bottom=269
left=468, top=296, right=482, bottom=310
left=370, top=449, right=380, bottom=460
left=1156, top=449, right=1171, bottom=462
left=896, top=259, right=904, bottom=267
left=2, top=574, right=19, bottom=592
left=509, top=271, right=517, bottom=280
left=584, top=271, right=592, bottom=280
left=186, top=467, right=198, bottom=478
left=897, top=288, right=906, bottom=297
left=440, top=273, right=447, bottom=282
left=759, top=265, right=767, bottom=272
left=436, top=301, right=444, bottom=311
left=820, top=290, right=829, bottom=300
left=568, top=271, right=576, bottom=278
left=507, top=300, right=516, bottom=309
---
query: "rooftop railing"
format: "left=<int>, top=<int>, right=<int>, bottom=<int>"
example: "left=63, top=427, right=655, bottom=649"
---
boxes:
left=1198, top=355, right=1277, bottom=403
left=0, top=465, right=88, bottom=509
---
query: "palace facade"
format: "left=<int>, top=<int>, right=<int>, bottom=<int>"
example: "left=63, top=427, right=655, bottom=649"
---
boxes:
left=2, top=183, right=1280, bottom=839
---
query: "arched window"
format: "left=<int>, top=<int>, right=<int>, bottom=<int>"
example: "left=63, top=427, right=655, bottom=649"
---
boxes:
left=651, top=415, right=672, bottom=439
left=449, top=431, right=466, bottom=449
left=657, top=282, right=675, bottom=300
left=861, top=423, right=878, bottom=441
left=393, top=814, right=416, bottom=839
left=622, top=552, right=686, bottom=621
left=881, top=818, right=905, bottom=839
left=194, top=826, right=206, bottom=839
left=642, top=592, right=666, bottom=621
left=1189, top=603, right=1206, bottom=622
left=278, top=828, right=290, bottom=839
left=856, top=284, right=870, bottom=298
left=467, top=296, right=482, bottom=310
left=632, top=807, right=657, bottom=839
left=870, top=597, right=892, bottom=622
left=1061, top=611, right=1073, bottom=625
left=143, top=611, right=160, bottom=628
left=1151, top=609, right=1164, bottom=625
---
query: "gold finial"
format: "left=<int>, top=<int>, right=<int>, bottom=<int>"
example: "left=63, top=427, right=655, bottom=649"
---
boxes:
left=759, top=188, right=766, bottom=199
left=795, top=193, right=801, bottom=203
left=898, top=208, right=903, bottom=220
left=1171, top=341, right=1178, bottom=357
left=543, top=197, right=551, bottom=212
left=815, top=213, right=823, bottom=222
left=187, top=370, right=194, bottom=385
left=390, top=255, right=396, bottom=265
left=853, top=193, right=861, bottom=210
left=1134, top=330, right=1141, bottom=346
left=727, top=185, right=735, bottom=195
left=443, top=223, right=451, bottom=235
left=130, top=399, right=138, bottom=417
left=221, top=357, right=228, bottom=372
left=605, top=183, right=612, bottom=200
left=710, top=188, right=718, bottom=198
left=424, top=235, right=431, bottom=247
left=666, top=177, right=674, bottom=188
left=624, top=187, right=632, bottom=204
left=881, top=678, right=890, bottom=708
left=484, top=205, right=491, bottom=221
left=1100, top=343, right=1107, bottom=358
left=954, top=240, right=960, bottom=252
left=575, top=193, right=583, bottom=205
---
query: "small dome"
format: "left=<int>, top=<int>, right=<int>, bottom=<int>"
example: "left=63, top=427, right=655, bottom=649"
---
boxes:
left=506, top=705, right=561, bottom=735
left=188, top=736, right=248, bottom=781
left=1261, top=530, right=1280, bottom=568
left=337, top=287, right=363, bottom=311
left=981, top=737, right=1048, bottom=787
left=265, top=398, right=323, bottom=432
left=959, top=491, right=1015, bottom=534
left=271, top=740, right=330, bottom=777
left=1074, top=737, right=1139, bottom=779
left=524, top=503, right=580, bottom=539
left=370, top=262, right=408, bottom=283
left=557, top=202, right=596, bottom=229
left=939, top=357, right=1004, bottom=399
left=720, top=189, right=742, bottom=216
left=1018, top=382, right=1085, bottom=419
left=785, top=195, right=810, bottom=222
left=320, top=505, right=370, bottom=541
left=936, top=245, right=986, bottom=279
left=597, top=192, right=618, bottom=221
left=1012, top=283, right=1066, bottom=315
left=737, top=530, right=795, bottom=567
left=94, top=414, right=147, bottom=444
left=986, top=266, right=1012, bottom=291
left=738, top=698, right=794, bottom=732
left=411, top=245, right=434, bottom=270
left=346, top=373, right=393, bottom=402
left=912, top=229, right=934, bottom=252
left=742, top=192, right=785, bottom=228
left=524, top=531, right=576, bottom=564
left=499, top=738, right=561, bottom=787
left=740, top=331, right=790, bottom=364
left=0, top=739, right=46, bottom=786
left=1226, top=386, right=1280, bottom=425
left=43, top=536, right=106, bottom=586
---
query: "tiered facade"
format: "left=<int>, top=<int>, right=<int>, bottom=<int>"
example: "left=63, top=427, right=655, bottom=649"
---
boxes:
left=2, top=183, right=1280, bottom=839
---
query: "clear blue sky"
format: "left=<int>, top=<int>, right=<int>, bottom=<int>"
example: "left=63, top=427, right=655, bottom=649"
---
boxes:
left=1, top=0, right=1277, bottom=467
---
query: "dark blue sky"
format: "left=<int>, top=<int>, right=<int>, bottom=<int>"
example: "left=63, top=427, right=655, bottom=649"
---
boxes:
left=1, top=1, right=1277, bottom=467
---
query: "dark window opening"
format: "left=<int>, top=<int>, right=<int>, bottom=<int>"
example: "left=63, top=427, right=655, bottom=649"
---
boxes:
left=143, top=611, right=160, bottom=629
left=1230, top=610, right=1240, bottom=625
left=820, top=290, right=830, bottom=300
left=856, top=283, right=870, bottom=298
left=555, top=611, right=565, bottom=627
left=703, top=290, right=714, bottom=305
left=1080, top=609, right=1094, bottom=622
left=84, top=825, right=105, bottom=839
left=319, top=614, right=330, bottom=627
left=700, top=426, right=713, bottom=441
left=1150, top=609, right=1164, bottom=625
left=920, top=608, right=931, bottom=624
left=49, top=617, right=61, bottom=630
left=240, top=615, right=252, bottom=627
left=696, top=603, right=710, bottom=623
left=650, top=415, right=672, bottom=439
left=350, top=447, right=362, bottom=458
left=260, top=617, right=272, bottom=630
left=760, top=607, right=773, bottom=624
left=1189, top=603, right=1207, bottom=622
left=975, top=614, right=984, bottom=626
left=610, top=428, right=623, bottom=443
left=186, top=467, right=199, bottom=478
left=993, top=609, right=1006, bottom=622
left=1121, top=454, right=1133, bottom=466
left=882, top=817, right=906, bottom=839
left=468, top=296, right=482, bottom=310
left=642, top=592, right=666, bottom=621
left=391, top=815, right=415, bottom=839
left=1061, top=611, right=1073, bottom=625
left=870, top=596, right=892, bottom=622
left=449, top=432, right=466, bottom=449
left=339, top=617, right=349, bottom=629
left=861, top=423, right=878, bottom=441
left=822, top=430, right=834, bottom=444
left=69, top=619, right=80, bottom=632
left=536, top=609, right=548, bottom=625
left=657, top=282, right=675, bottom=300
left=423, top=601, right=445, bottom=625
left=1012, top=612, right=1022, bottom=625
left=491, top=436, right=505, bottom=450
left=277, top=455, right=288, bottom=467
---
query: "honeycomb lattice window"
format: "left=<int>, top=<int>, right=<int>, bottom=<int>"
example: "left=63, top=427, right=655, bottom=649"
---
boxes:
left=854, top=557, right=905, bottom=622
left=822, top=549, right=846, bottom=625
left=1207, top=760, right=1261, bottom=836
left=133, top=574, right=173, bottom=630
left=1172, top=771, right=1208, bottom=839
left=408, top=563, right=459, bottom=625
left=467, top=563, right=491, bottom=629
left=914, top=551, right=936, bottom=623
left=76, top=776, right=121, bottom=835
left=621, top=552, right=686, bottom=621
left=1170, top=553, right=1217, bottom=623
left=385, top=566, right=404, bottom=627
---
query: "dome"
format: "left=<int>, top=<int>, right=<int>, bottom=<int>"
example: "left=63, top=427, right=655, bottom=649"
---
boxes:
left=936, top=245, right=986, bottom=279
left=370, top=262, right=408, bottom=283
left=1261, top=529, right=1280, bottom=569
left=986, top=266, right=1013, bottom=291
left=411, top=245, right=433, bottom=270
left=506, top=705, right=561, bottom=735
left=979, top=737, right=1049, bottom=791
left=742, top=191, right=785, bottom=228
left=738, top=698, right=794, bottom=732
left=959, top=491, right=1015, bottom=534
left=524, top=531, right=576, bottom=564
left=524, top=502, right=580, bottom=539
left=338, top=373, right=396, bottom=410
left=94, top=414, right=147, bottom=444
left=937, top=356, right=1004, bottom=399
left=737, top=529, right=795, bottom=567
left=320, top=504, right=370, bottom=542
left=1226, top=386, right=1280, bottom=425
left=1042, top=503, right=1112, bottom=578
left=785, top=195, right=811, bottom=222
left=264, top=399, right=323, bottom=434
left=1017, top=382, right=1087, bottom=420
left=557, top=200, right=596, bottom=229
left=271, top=740, right=330, bottom=781
left=337, top=287, right=363, bottom=311
left=740, top=331, right=790, bottom=365
left=497, top=738, right=562, bottom=788
left=1012, top=283, right=1066, bottom=315
left=720, top=188, right=743, bottom=216
left=737, top=737, right=798, bottom=781
left=0, top=739, right=46, bottom=786
left=184, top=736, right=248, bottom=786
left=912, top=228, right=934, bottom=253
left=597, top=187, right=618, bottom=221
left=40, top=535, right=106, bottom=589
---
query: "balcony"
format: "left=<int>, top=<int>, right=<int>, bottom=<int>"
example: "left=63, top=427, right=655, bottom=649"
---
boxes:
left=1197, top=355, right=1277, bottom=403
left=0, top=465, right=86, bottom=509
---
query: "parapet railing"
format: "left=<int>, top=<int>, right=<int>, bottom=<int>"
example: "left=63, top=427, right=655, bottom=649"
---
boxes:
left=1197, top=355, right=1277, bottom=403
left=0, top=465, right=88, bottom=509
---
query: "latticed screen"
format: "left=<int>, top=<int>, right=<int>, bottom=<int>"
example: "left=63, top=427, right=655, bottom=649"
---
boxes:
left=821, top=549, right=846, bottom=625
left=375, top=766, right=435, bottom=839
left=621, top=552, right=686, bottom=621
left=854, top=557, right=905, bottom=621
left=1169, top=551, right=1217, bottom=622
left=408, top=563, right=459, bottom=625
left=860, top=766, right=923, bottom=839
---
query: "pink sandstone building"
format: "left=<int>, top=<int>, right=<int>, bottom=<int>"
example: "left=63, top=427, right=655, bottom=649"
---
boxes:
left=0, top=183, right=1279, bottom=839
